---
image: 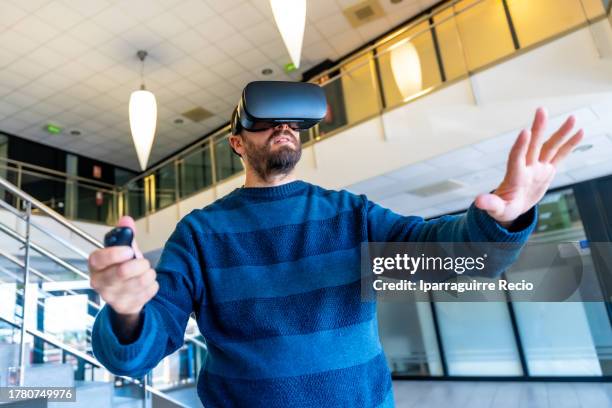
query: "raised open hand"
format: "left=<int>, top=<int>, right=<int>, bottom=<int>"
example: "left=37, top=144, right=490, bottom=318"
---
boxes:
left=474, top=107, right=584, bottom=227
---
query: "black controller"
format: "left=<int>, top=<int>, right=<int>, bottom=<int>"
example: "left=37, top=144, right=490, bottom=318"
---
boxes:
left=103, top=227, right=135, bottom=258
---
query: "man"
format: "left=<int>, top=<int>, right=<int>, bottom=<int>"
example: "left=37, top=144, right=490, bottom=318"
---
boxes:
left=89, top=81, right=583, bottom=407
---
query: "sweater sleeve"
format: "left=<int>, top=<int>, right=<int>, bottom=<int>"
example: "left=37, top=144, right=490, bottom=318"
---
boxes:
left=91, top=217, right=204, bottom=377
left=366, top=199, right=538, bottom=244
left=365, top=198, right=538, bottom=281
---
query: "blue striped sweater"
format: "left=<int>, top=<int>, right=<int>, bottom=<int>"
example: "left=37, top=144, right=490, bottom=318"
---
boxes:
left=92, top=180, right=537, bottom=407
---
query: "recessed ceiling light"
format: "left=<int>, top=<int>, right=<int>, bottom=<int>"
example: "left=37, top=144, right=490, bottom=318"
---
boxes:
left=70, top=129, right=81, bottom=136
left=174, top=118, right=184, bottom=124
left=261, top=68, right=274, bottom=75
left=182, top=107, right=213, bottom=122
left=572, top=144, right=593, bottom=153
left=407, top=180, right=465, bottom=197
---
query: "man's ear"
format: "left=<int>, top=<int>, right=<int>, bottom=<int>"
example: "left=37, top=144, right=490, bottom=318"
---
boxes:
left=228, top=134, right=243, bottom=157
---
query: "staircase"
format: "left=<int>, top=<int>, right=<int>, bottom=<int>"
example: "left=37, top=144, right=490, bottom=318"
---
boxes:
left=0, top=176, right=205, bottom=407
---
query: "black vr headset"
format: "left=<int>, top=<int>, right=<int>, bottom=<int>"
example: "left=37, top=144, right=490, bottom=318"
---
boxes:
left=230, top=81, right=327, bottom=137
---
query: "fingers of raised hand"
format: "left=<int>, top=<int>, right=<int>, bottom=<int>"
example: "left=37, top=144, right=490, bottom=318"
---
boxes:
left=526, top=107, right=547, bottom=164
left=538, top=115, right=578, bottom=163
left=507, top=129, right=530, bottom=172
left=550, top=130, right=584, bottom=166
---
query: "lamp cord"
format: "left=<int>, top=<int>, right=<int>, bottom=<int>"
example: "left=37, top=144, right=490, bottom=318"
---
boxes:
left=137, top=50, right=148, bottom=90
left=140, top=59, right=145, bottom=90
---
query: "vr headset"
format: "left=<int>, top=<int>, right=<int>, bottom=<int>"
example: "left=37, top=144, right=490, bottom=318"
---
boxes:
left=230, top=81, right=327, bottom=136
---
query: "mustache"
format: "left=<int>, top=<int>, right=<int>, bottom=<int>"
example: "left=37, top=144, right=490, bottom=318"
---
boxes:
left=268, top=129, right=297, bottom=145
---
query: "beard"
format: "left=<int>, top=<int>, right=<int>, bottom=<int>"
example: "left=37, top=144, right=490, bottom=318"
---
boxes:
left=242, top=129, right=302, bottom=181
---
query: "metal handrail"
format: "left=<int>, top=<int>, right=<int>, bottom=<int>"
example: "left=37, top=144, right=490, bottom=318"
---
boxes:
left=0, top=164, right=116, bottom=196
left=0, top=198, right=90, bottom=259
left=0, top=176, right=102, bottom=248
left=0, top=246, right=207, bottom=351
left=305, top=0, right=481, bottom=84
left=0, top=314, right=190, bottom=408
left=0, top=202, right=203, bottom=405
left=0, top=265, right=98, bottom=332
left=0, top=248, right=101, bottom=314
left=0, top=156, right=117, bottom=190
left=123, top=125, right=230, bottom=186
left=0, top=276, right=207, bottom=390
left=0, top=164, right=117, bottom=196
left=0, top=222, right=91, bottom=280
left=0, top=175, right=207, bottom=349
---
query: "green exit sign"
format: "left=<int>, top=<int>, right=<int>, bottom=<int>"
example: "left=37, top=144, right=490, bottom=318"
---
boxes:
left=45, top=124, right=62, bottom=135
left=284, top=62, right=297, bottom=73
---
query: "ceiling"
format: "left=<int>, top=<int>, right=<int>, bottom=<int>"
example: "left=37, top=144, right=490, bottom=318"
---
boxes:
left=347, top=103, right=612, bottom=219
left=0, top=0, right=439, bottom=171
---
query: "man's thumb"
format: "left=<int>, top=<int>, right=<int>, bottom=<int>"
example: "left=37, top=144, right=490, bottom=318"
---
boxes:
left=474, top=193, right=505, bottom=219
left=116, top=216, right=143, bottom=259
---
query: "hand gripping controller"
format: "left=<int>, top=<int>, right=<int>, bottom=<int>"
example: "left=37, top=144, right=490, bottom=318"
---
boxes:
left=103, top=227, right=136, bottom=259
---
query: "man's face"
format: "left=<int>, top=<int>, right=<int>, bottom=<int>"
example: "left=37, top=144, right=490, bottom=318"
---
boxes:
left=238, top=124, right=302, bottom=180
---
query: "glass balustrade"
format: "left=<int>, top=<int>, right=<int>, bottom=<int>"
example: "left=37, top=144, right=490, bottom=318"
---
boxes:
left=180, top=143, right=214, bottom=199
left=0, top=193, right=207, bottom=401
left=0, top=158, right=119, bottom=225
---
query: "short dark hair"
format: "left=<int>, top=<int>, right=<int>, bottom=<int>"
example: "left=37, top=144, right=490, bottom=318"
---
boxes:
left=229, top=107, right=242, bottom=157
left=231, top=106, right=245, bottom=136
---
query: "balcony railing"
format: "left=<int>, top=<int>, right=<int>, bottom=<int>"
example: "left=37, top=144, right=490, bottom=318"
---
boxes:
left=119, top=0, right=609, bottom=222
left=1, top=0, right=609, bottom=225
left=0, top=157, right=120, bottom=225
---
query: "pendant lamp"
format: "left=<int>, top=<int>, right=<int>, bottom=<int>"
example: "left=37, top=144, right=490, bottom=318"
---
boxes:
left=129, top=50, right=157, bottom=171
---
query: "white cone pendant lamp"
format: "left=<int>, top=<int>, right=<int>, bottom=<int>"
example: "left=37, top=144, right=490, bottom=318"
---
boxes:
left=129, top=50, right=157, bottom=171
left=390, top=40, right=422, bottom=100
left=270, top=0, right=307, bottom=69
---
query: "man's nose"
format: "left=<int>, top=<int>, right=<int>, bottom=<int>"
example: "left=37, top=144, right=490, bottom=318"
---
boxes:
left=275, top=123, right=290, bottom=131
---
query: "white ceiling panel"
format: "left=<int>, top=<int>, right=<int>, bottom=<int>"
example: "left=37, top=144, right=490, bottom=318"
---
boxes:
left=1, top=3, right=28, bottom=27
left=0, top=0, right=434, bottom=170
left=62, top=0, right=111, bottom=19
left=12, top=15, right=60, bottom=44
left=35, top=1, right=83, bottom=30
